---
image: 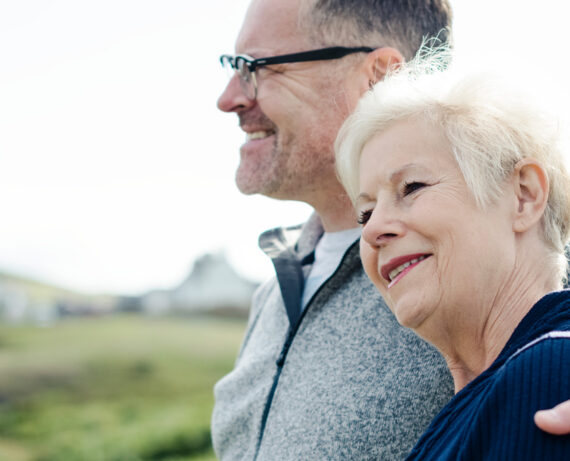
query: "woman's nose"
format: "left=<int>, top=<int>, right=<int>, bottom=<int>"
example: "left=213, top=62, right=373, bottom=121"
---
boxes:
left=361, top=207, right=403, bottom=249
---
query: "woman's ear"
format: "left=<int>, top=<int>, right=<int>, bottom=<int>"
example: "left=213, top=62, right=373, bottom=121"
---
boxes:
left=362, top=47, right=405, bottom=88
left=512, top=159, right=549, bottom=233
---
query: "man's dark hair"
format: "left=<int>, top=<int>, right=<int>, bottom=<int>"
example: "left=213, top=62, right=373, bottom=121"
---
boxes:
left=303, top=0, right=453, bottom=60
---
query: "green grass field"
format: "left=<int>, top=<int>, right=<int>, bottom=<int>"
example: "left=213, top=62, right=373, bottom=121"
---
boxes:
left=0, top=315, right=247, bottom=461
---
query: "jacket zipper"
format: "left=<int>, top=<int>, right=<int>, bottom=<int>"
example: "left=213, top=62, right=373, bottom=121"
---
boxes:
left=252, top=239, right=360, bottom=460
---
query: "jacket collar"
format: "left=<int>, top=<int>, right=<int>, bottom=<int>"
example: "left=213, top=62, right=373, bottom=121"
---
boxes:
left=258, top=212, right=324, bottom=261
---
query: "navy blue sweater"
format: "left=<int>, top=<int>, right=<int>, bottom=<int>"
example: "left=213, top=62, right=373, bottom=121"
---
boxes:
left=407, top=291, right=570, bottom=460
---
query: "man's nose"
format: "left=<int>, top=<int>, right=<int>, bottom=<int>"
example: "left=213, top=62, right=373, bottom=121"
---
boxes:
left=217, top=73, right=253, bottom=113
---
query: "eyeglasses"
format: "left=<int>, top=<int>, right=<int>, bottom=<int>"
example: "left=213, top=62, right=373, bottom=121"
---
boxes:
left=220, top=46, right=375, bottom=100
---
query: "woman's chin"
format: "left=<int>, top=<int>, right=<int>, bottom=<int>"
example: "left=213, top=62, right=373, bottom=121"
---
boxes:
left=393, top=303, right=430, bottom=332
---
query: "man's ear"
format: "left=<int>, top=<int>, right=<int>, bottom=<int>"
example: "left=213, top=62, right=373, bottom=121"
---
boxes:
left=362, top=47, right=405, bottom=88
left=512, top=159, right=549, bottom=233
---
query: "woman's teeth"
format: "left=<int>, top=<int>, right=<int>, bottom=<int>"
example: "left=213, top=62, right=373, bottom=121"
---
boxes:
left=389, top=255, right=428, bottom=281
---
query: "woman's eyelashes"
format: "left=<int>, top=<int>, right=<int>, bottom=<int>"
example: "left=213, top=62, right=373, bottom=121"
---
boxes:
left=357, top=180, right=428, bottom=225
left=357, top=209, right=372, bottom=225
left=402, top=180, right=427, bottom=196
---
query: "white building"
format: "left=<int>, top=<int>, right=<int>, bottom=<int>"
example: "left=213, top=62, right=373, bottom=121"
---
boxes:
left=141, top=253, right=258, bottom=316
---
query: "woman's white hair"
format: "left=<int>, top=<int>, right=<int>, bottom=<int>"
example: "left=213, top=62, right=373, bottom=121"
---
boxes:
left=335, top=46, right=570, bottom=279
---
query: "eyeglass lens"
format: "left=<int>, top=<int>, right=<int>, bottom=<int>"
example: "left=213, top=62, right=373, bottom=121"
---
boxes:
left=235, top=58, right=256, bottom=99
left=222, top=56, right=256, bottom=100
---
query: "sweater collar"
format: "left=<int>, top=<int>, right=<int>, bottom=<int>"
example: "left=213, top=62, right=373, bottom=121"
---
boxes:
left=499, top=290, right=570, bottom=360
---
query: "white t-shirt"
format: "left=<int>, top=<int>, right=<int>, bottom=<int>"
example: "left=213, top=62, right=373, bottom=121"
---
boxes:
left=301, top=227, right=362, bottom=309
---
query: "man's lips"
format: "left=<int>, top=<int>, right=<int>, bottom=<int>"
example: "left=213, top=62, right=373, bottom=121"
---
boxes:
left=245, top=129, right=275, bottom=141
left=380, top=253, right=432, bottom=288
left=240, top=121, right=276, bottom=142
left=239, top=111, right=276, bottom=142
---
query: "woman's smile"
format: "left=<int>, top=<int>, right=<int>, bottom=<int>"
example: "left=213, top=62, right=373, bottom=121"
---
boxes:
left=381, top=253, right=432, bottom=288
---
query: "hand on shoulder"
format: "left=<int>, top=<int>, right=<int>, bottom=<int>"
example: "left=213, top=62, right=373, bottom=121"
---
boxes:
left=535, top=400, right=570, bottom=435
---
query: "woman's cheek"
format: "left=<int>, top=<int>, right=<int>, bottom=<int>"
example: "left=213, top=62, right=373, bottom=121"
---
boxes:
left=360, top=243, right=383, bottom=289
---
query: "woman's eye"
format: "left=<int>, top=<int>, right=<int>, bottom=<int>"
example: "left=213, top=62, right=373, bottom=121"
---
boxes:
left=357, top=210, right=372, bottom=225
left=403, top=181, right=427, bottom=196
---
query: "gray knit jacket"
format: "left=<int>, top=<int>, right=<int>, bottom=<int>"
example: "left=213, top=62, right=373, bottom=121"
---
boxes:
left=211, top=214, right=454, bottom=460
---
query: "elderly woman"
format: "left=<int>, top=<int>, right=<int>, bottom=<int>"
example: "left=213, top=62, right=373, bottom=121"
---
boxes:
left=335, top=53, right=570, bottom=459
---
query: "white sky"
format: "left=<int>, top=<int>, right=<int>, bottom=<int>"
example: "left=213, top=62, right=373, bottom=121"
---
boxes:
left=0, top=0, right=569, bottom=295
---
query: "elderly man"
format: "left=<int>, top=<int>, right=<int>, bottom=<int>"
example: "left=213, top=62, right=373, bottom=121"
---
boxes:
left=213, top=1, right=454, bottom=459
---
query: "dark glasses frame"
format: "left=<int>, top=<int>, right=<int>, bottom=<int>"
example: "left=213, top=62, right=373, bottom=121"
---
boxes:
left=220, top=46, right=375, bottom=100
left=220, top=46, right=375, bottom=73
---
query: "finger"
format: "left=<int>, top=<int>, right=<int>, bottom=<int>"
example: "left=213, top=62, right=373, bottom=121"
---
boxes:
left=535, top=400, right=570, bottom=435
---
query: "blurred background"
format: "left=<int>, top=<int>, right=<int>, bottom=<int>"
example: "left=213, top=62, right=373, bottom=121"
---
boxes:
left=0, top=0, right=569, bottom=460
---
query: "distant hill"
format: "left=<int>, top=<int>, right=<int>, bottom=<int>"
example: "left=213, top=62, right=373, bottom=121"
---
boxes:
left=0, top=271, right=117, bottom=325
left=0, top=253, right=260, bottom=324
